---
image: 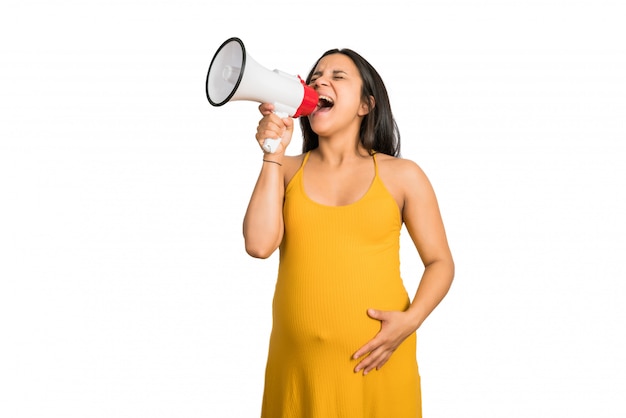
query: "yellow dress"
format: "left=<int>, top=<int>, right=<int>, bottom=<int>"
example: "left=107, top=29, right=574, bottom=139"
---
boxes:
left=261, top=152, right=421, bottom=418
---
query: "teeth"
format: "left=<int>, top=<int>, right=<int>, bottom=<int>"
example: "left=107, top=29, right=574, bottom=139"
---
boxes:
left=318, top=95, right=334, bottom=108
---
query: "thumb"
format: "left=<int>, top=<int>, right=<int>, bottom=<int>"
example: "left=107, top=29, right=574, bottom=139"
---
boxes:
left=367, top=308, right=389, bottom=321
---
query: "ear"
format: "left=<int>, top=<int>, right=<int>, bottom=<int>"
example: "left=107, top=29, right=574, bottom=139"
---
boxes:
left=358, top=95, right=375, bottom=116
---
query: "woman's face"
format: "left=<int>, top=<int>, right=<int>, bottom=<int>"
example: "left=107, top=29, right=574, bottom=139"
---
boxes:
left=307, top=53, right=370, bottom=138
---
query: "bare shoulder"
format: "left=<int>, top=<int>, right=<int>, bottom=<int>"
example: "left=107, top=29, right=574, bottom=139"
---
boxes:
left=375, top=153, right=435, bottom=214
left=376, top=153, right=432, bottom=190
left=283, top=153, right=306, bottom=187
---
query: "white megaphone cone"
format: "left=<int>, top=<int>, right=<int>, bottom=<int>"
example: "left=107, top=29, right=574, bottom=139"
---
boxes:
left=206, top=37, right=319, bottom=153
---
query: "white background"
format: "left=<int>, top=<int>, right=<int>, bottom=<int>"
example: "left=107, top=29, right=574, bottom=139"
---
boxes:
left=1, top=0, right=624, bottom=417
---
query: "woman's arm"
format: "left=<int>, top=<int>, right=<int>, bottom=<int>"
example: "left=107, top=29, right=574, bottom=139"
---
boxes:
left=353, top=158, right=454, bottom=374
left=402, top=160, right=455, bottom=329
left=242, top=104, right=294, bottom=258
left=243, top=156, right=286, bottom=258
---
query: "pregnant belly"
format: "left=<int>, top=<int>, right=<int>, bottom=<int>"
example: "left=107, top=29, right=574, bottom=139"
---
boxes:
left=271, top=271, right=410, bottom=352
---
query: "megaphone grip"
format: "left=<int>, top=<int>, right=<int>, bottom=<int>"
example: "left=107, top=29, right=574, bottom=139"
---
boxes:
left=262, top=111, right=288, bottom=153
left=262, top=138, right=282, bottom=153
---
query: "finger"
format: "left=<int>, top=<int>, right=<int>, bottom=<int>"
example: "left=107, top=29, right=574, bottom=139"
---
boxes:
left=258, top=103, right=274, bottom=115
left=355, top=354, right=376, bottom=374
left=365, top=352, right=392, bottom=375
left=256, top=128, right=278, bottom=143
left=256, top=120, right=285, bottom=140
left=268, top=112, right=288, bottom=125
left=357, top=348, right=387, bottom=375
left=352, top=336, right=382, bottom=360
left=353, top=340, right=386, bottom=372
left=376, top=355, right=391, bottom=371
left=256, top=124, right=281, bottom=139
left=282, top=116, right=294, bottom=132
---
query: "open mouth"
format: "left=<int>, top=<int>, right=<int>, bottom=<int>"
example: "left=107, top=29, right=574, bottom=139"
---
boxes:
left=316, top=95, right=334, bottom=111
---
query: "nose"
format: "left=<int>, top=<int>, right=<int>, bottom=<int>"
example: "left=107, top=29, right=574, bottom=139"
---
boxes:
left=312, top=75, right=329, bottom=88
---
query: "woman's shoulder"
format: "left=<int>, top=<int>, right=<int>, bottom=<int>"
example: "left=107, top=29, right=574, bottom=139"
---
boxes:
left=374, top=153, right=432, bottom=213
left=282, top=153, right=307, bottom=187
left=375, top=153, right=428, bottom=181
left=375, top=153, right=438, bottom=217
left=283, top=153, right=306, bottom=170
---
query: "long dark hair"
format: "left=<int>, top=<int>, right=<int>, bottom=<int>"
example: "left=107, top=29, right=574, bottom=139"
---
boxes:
left=300, top=48, right=401, bottom=157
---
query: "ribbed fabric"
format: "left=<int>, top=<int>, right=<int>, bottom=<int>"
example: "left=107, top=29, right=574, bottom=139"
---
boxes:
left=261, top=152, right=421, bottom=418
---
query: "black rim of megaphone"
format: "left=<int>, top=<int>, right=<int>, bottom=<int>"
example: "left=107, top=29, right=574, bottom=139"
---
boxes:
left=206, top=37, right=246, bottom=106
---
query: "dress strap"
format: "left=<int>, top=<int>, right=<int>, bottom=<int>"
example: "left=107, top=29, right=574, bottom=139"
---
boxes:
left=371, top=152, right=379, bottom=177
left=302, top=151, right=312, bottom=167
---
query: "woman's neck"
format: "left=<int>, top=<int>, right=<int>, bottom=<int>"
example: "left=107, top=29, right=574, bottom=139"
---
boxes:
left=313, top=138, right=370, bottom=167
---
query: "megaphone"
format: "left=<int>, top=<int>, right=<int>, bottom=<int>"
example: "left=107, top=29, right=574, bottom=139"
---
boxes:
left=206, top=37, right=319, bottom=153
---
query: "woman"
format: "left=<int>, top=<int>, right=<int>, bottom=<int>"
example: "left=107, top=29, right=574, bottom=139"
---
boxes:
left=243, top=47, right=454, bottom=417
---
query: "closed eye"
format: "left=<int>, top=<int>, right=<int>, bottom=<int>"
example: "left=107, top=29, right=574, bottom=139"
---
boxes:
left=309, top=70, right=348, bottom=84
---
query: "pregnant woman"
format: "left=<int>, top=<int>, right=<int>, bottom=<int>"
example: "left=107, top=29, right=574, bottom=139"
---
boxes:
left=243, top=47, right=455, bottom=418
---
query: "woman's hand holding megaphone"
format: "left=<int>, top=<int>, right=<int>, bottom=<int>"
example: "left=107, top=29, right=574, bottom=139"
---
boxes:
left=256, top=103, right=294, bottom=156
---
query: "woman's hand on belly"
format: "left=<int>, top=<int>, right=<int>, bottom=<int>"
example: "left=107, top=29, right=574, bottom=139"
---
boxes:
left=351, top=308, right=418, bottom=376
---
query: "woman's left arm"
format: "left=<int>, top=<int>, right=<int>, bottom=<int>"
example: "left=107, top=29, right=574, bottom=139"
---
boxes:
left=401, top=160, right=455, bottom=330
left=353, top=159, right=454, bottom=375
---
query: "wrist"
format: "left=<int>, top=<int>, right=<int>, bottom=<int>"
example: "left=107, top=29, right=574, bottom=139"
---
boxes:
left=404, top=306, right=424, bottom=331
left=262, top=154, right=285, bottom=166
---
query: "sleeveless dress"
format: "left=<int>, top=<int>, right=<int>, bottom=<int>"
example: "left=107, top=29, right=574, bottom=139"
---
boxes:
left=261, top=152, right=421, bottom=418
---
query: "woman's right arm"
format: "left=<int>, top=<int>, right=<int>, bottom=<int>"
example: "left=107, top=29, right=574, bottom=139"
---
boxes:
left=242, top=104, right=294, bottom=258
